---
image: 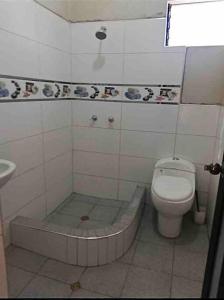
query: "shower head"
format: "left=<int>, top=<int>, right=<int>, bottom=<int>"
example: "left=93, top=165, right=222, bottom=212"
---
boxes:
left=95, top=26, right=107, bottom=40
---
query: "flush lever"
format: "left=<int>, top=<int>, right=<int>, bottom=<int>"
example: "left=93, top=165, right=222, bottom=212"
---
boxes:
left=204, top=163, right=224, bottom=175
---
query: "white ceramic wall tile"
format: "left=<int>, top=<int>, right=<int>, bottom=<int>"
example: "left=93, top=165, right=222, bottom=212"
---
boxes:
left=121, top=103, right=178, bottom=132
left=216, top=106, right=224, bottom=140
left=46, top=175, right=72, bottom=215
left=45, top=152, right=72, bottom=189
left=72, top=54, right=123, bottom=83
left=71, top=21, right=124, bottom=54
left=124, top=53, right=185, bottom=85
left=118, top=180, right=146, bottom=201
left=35, top=3, right=70, bottom=52
left=39, top=44, right=71, bottom=81
left=0, top=102, right=42, bottom=144
left=0, top=29, right=39, bottom=78
left=42, top=100, right=72, bottom=132
left=72, top=100, right=122, bottom=129
left=73, top=151, right=119, bottom=178
left=73, top=174, right=118, bottom=199
left=17, top=195, right=46, bottom=221
left=0, top=0, right=36, bottom=40
left=119, top=156, right=156, bottom=183
left=195, top=164, right=210, bottom=193
left=0, top=135, right=43, bottom=178
left=120, top=131, right=175, bottom=158
left=177, top=104, right=220, bottom=136
left=124, top=18, right=185, bottom=53
left=73, top=127, right=120, bottom=154
left=175, top=135, right=215, bottom=164
left=0, top=166, right=45, bottom=219
left=44, top=127, right=72, bottom=161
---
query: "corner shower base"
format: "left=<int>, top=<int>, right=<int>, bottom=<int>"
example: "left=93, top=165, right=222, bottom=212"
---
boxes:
left=10, top=186, right=145, bottom=267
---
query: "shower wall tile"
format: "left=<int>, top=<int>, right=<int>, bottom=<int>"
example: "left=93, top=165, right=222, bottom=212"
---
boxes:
left=195, top=164, right=210, bottom=193
left=124, top=18, right=185, bottom=53
left=17, top=195, right=46, bottom=221
left=0, top=166, right=45, bottom=219
left=123, top=53, right=185, bottom=85
left=39, top=45, right=71, bottom=82
left=73, top=151, right=119, bottom=179
left=0, top=0, right=36, bottom=40
left=42, top=100, right=72, bottom=132
left=0, top=135, right=43, bottom=178
left=35, top=3, right=70, bottom=52
left=0, top=102, right=42, bottom=144
left=71, top=54, right=123, bottom=83
left=45, top=152, right=72, bottom=189
left=72, top=100, right=122, bottom=129
left=71, top=21, right=124, bottom=54
left=43, top=127, right=72, bottom=162
left=177, top=104, right=220, bottom=136
left=73, top=127, right=120, bottom=154
left=0, top=29, right=39, bottom=78
left=73, top=174, right=118, bottom=199
left=121, top=103, right=178, bottom=133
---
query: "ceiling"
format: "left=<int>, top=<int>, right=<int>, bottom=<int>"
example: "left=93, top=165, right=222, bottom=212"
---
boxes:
left=35, top=0, right=167, bottom=22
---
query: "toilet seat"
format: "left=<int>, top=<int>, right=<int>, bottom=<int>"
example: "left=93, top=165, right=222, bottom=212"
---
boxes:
left=152, top=175, right=193, bottom=202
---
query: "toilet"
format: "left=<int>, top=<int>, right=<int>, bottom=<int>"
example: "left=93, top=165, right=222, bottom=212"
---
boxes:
left=151, top=157, right=195, bottom=238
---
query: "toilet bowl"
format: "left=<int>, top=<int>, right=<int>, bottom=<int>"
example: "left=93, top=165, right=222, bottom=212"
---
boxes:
left=151, top=157, right=195, bottom=238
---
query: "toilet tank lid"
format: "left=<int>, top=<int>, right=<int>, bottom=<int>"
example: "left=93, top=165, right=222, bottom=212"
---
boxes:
left=155, top=157, right=195, bottom=173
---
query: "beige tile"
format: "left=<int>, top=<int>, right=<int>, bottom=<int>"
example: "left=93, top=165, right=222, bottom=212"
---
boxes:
left=38, top=259, right=84, bottom=284
left=80, top=262, right=129, bottom=297
left=122, top=266, right=171, bottom=298
left=171, top=276, right=203, bottom=298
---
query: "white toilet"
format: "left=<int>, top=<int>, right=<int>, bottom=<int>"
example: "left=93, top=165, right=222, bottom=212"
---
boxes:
left=151, top=157, right=195, bottom=238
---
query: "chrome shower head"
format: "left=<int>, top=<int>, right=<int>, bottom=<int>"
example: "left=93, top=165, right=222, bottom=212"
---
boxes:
left=95, top=26, right=107, bottom=40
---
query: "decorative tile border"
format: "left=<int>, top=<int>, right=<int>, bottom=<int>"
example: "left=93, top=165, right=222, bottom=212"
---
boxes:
left=0, top=75, right=181, bottom=104
left=10, top=186, right=145, bottom=267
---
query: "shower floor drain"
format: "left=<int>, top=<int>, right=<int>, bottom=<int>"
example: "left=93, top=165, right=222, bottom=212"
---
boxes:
left=80, top=215, right=89, bottom=221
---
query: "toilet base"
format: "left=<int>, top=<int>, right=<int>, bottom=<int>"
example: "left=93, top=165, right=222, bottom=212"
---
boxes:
left=158, top=213, right=182, bottom=238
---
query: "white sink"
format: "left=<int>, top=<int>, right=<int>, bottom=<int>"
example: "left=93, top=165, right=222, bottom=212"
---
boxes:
left=0, top=159, right=16, bottom=189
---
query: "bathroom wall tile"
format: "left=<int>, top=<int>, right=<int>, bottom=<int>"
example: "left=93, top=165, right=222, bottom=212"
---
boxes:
left=119, top=156, right=156, bottom=183
left=124, top=53, right=185, bottom=85
left=71, top=21, right=124, bottom=54
left=121, top=103, right=178, bottom=133
left=72, top=100, right=122, bottom=129
left=73, top=174, right=118, bottom=199
left=35, top=3, right=70, bottom=52
left=73, top=127, right=120, bottom=154
left=0, top=166, right=45, bottom=219
left=0, top=0, right=36, bottom=40
left=43, top=127, right=72, bottom=161
left=0, top=135, right=43, bottom=178
left=73, top=151, right=119, bottom=179
left=16, top=195, right=46, bottom=221
left=72, top=54, right=123, bottom=83
left=216, top=106, right=224, bottom=140
left=124, top=18, right=185, bottom=53
left=42, top=100, right=72, bottom=132
left=0, top=102, right=42, bottom=144
left=118, top=180, right=147, bottom=202
left=45, top=152, right=72, bottom=189
left=46, top=175, right=72, bottom=215
left=120, top=131, right=175, bottom=158
left=0, top=29, right=39, bottom=78
left=177, top=104, right=220, bottom=136
left=39, top=44, right=71, bottom=81
left=197, top=191, right=208, bottom=207
left=195, top=164, right=210, bottom=193
left=175, top=134, right=215, bottom=164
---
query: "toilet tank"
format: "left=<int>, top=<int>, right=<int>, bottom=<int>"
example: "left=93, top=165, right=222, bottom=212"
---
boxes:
left=155, top=157, right=195, bottom=173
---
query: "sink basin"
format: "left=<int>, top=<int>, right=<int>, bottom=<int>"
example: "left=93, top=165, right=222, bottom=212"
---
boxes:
left=0, top=159, right=16, bottom=189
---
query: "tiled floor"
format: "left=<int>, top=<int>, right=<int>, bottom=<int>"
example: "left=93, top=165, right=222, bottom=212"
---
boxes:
left=45, top=193, right=129, bottom=230
left=6, top=203, right=208, bottom=298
